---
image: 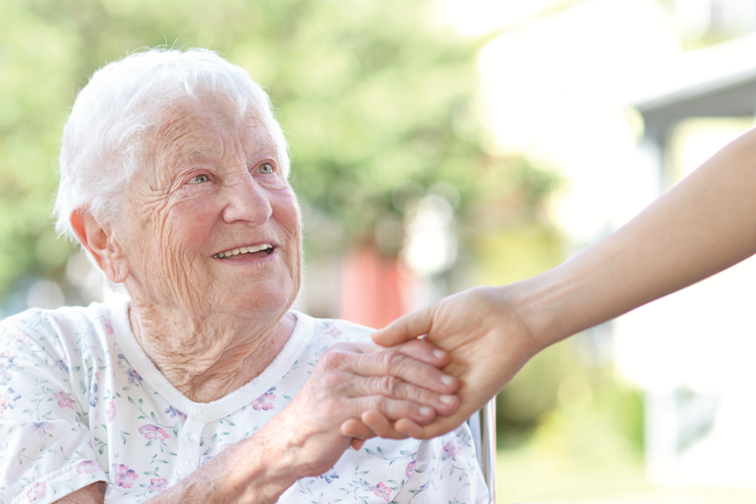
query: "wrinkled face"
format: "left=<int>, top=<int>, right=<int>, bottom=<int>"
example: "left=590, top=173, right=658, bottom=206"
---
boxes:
left=115, top=92, right=301, bottom=320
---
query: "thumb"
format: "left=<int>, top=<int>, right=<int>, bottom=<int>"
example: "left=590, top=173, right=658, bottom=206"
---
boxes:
left=372, top=305, right=434, bottom=347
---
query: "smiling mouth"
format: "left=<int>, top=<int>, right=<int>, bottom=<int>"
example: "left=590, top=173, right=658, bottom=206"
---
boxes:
left=214, top=243, right=274, bottom=259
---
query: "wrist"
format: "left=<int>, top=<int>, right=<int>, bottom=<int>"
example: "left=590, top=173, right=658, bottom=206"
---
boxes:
left=230, top=428, right=301, bottom=502
left=503, top=269, right=576, bottom=351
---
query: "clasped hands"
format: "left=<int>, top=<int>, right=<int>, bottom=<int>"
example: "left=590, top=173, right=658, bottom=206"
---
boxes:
left=264, top=338, right=459, bottom=481
left=275, top=286, right=542, bottom=479
left=333, top=339, right=459, bottom=450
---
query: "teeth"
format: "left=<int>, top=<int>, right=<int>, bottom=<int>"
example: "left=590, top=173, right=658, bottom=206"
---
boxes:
left=215, top=244, right=273, bottom=258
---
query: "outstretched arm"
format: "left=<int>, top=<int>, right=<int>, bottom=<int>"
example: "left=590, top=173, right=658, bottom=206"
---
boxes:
left=371, top=125, right=756, bottom=439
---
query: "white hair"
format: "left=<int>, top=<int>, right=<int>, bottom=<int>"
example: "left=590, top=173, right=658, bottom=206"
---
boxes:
left=55, top=47, right=290, bottom=241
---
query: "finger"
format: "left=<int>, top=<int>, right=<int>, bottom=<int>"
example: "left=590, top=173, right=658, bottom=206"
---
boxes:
left=342, top=349, right=458, bottom=395
left=353, top=396, right=437, bottom=426
left=394, top=417, right=424, bottom=438
left=351, top=438, right=366, bottom=451
left=338, top=339, right=450, bottom=369
left=348, top=375, right=459, bottom=416
left=340, top=418, right=374, bottom=440
left=395, top=339, right=451, bottom=369
left=361, top=410, right=409, bottom=440
left=395, top=414, right=467, bottom=440
left=372, top=306, right=435, bottom=347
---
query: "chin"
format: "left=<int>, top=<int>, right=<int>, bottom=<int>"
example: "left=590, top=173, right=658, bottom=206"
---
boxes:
left=225, top=282, right=297, bottom=318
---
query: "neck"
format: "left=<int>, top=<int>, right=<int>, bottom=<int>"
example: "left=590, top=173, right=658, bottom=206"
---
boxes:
left=127, top=300, right=295, bottom=403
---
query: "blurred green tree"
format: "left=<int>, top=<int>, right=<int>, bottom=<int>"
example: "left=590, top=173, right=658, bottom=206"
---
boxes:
left=0, top=0, right=560, bottom=302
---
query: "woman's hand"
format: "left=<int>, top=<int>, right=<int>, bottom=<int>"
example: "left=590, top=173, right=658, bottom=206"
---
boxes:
left=365, top=125, right=756, bottom=443
left=103, top=339, right=461, bottom=504
left=258, top=338, right=460, bottom=483
left=369, top=285, right=544, bottom=440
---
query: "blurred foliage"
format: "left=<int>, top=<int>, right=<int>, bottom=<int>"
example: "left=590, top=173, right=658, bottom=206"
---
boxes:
left=1, top=1, right=647, bottom=490
left=470, top=155, right=568, bottom=442
left=468, top=155, right=564, bottom=289
left=495, top=366, right=650, bottom=503
left=496, top=340, right=577, bottom=437
left=531, top=368, right=644, bottom=458
left=472, top=224, right=563, bottom=288
left=496, top=335, right=644, bottom=458
left=0, top=0, right=562, bottom=300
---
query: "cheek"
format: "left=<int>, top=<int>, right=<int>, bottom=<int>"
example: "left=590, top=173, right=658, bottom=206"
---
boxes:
left=278, top=203, right=301, bottom=247
left=271, top=189, right=301, bottom=237
left=159, top=200, right=218, bottom=257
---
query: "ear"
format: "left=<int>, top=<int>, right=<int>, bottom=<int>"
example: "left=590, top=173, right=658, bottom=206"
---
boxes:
left=70, top=209, right=130, bottom=283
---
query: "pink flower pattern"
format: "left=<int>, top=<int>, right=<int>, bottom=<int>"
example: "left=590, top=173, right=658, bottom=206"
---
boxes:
left=147, top=478, right=168, bottom=492
left=112, top=463, right=138, bottom=488
left=368, top=482, right=391, bottom=502
left=77, top=460, right=99, bottom=474
left=405, top=459, right=416, bottom=478
left=138, top=424, right=170, bottom=441
left=103, top=318, right=114, bottom=334
left=15, top=330, right=29, bottom=346
left=326, top=325, right=342, bottom=338
left=126, top=368, right=142, bottom=385
left=53, top=391, right=74, bottom=409
left=251, top=387, right=276, bottom=411
left=106, top=400, right=117, bottom=421
left=31, top=421, right=54, bottom=437
left=442, top=440, right=461, bottom=460
left=26, top=482, right=45, bottom=502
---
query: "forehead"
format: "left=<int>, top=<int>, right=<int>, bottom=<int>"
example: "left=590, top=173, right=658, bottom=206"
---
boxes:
left=151, top=93, right=276, bottom=164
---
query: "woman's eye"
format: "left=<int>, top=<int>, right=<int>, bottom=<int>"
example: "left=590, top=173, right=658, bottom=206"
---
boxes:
left=188, top=174, right=210, bottom=184
left=258, top=163, right=274, bottom=174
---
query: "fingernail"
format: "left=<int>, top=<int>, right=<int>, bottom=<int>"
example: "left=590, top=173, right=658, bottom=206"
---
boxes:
left=440, top=395, right=455, bottom=405
left=440, top=374, right=456, bottom=386
left=433, top=349, right=446, bottom=359
left=420, top=406, right=434, bottom=417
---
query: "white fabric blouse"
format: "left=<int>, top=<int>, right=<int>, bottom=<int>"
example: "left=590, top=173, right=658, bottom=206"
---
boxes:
left=0, top=300, right=488, bottom=503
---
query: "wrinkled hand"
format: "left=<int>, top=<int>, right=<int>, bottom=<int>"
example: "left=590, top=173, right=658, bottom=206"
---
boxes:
left=369, top=286, right=544, bottom=439
left=263, top=339, right=459, bottom=479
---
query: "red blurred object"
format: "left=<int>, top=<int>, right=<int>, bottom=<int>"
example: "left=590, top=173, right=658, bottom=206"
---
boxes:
left=339, top=247, right=411, bottom=329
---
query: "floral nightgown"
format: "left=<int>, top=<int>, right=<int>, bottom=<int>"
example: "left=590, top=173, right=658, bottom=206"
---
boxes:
left=0, top=300, right=488, bottom=503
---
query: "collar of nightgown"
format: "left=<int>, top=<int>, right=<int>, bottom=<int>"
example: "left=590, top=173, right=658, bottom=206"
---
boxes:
left=111, top=299, right=314, bottom=421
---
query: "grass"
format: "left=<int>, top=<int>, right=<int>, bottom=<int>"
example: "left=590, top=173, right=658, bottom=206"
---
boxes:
left=496, top=447, right=756, bottom=503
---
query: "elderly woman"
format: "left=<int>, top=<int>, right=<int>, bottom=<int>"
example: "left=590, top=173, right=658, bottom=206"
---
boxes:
left=0, top=49, right=487, bottom=503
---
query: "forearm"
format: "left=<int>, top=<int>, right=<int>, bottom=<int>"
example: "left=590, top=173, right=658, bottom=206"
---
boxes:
left=55, top=431, right=298, bottom=504
left=146, top=430, right=297, bottom=504
left=517, top=127, right=756, bottom=348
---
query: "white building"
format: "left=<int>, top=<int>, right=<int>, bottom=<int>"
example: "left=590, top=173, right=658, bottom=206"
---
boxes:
left=617, top=33, right=756, bottom=488
left=468, top=0, right=756, bottom=489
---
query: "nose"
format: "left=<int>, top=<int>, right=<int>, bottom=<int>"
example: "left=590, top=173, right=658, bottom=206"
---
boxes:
left=221, top=172, right=272, bottom=226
